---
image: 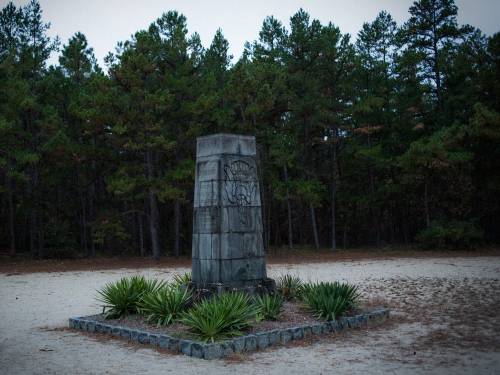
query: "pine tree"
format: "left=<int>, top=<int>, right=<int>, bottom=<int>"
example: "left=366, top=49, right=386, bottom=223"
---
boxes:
left=403, top=0, right=472, bottom=109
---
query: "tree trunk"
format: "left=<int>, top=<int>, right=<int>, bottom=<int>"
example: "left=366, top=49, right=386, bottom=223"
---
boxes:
left=79, top=187, right=88, bottom=256
left=7, top=175, right=16, bottom=254
left=310, top=203, right=319, bottom=250
left=343, top=222, right=348, bottom=250
left=88, top=157, right=96, bottom=258
left=432, top=34, right=442, bottom=107
left=274, top=216, right=280, bottom=248
left=424, top=178, right=430, bottom=228
left=148, top=187, right=161, bottom=260
left=38, top=213, right=45, bottom=258
left=146, top=148, right=161, bottom=260
left=367, top=134, right=380, bottom=247
left=283, top=165, right=293, bottom=250
left=266, top=199, right=271, bottom=252
left=331, top=134, right=337, bottom=252
left=138, top=212, right=145, bottom=257
left=331, top=181, right=337, bottom=252
left=174, top=198, right=181, bottom=257
left=29, top=166, right=38, bottom=259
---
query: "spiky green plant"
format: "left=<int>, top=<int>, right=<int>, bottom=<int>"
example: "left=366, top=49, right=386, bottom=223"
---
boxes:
left=171, top=272, right=192, bottom=288
left=277, top=274, right=304, bottom=300
left=180, top=292, right=258, bottom=342
left=97, top=276, right=166, bottom=319
left=138, top=285, right=192, bottom=326
left=302, top=281, right=359, bottom=321
left=254, top=293, right=283, bottom=321
left=133, top=275, right=166, bottom=295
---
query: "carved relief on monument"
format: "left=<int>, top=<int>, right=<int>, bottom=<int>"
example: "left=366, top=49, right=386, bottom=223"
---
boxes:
left=223, top=158, right=259, bottom=226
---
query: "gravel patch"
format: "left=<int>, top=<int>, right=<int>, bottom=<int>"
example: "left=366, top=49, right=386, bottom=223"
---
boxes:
left=1, top=256, right=499, bottom=374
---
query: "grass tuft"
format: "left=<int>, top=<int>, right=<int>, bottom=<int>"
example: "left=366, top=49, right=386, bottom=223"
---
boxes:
left=138, top=284, right=192, bottom=326
left=180, top=292, right=258, bottom=342
left=254, top=293, right=284, bottom=321
left=97, top=275, right=165, bottom=319
left=302, top=281, right=359, bottom=321
left=277, top=274, right=304, bottom=300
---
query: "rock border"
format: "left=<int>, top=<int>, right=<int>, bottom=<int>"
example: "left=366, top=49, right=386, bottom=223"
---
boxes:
left=69, top=308, right=389, bottom=360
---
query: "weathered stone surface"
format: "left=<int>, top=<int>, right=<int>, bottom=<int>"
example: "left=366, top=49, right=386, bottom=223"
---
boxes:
left=192, top=134, right=271, bottom=290
left=322, top=321, right=334, bottom=333
left=220, top=341, right=234, bottom=356
left=191, top=343, right=204, bottom=358
left=198, top=259, right=220, bottom=283
left=280, top=329, right=293, bottom=344
left=303, top=325, right=313, bottom=338
left=130, top=330, right=140, bottom=342
left=255, top=332, right=270, bottom=349
left=120, top=328, right=130, bottom=340
left=311, top=323, right=323, bottom=335
left=86, top=321, right=95, bottom=332
left=268, top=330, right=280, bottom=346
left=339, top=317, right=348, bottom=329
left=168, top=338, right=180, bottom=352
left=158, top=335, right=170, bottom=349
left=244, top=335, right=257, bottom=351
left=196, top=134, right=256, bottom=158
left=180, top=340, right=193, bottom=355
left=137, top=331, right=149, bottom=344
left=291, top=327, right=304, bottom=340
left=148, top=334, right=159, bottom=346
left=101, top=324, right=111, bottom=334
left=232, top=337, right=246, bottom=353
left=330, top=320, right=340, bottom=332
left=111, top=326, right=121, bottom=337
left=203, top=344, right=224, bottom=359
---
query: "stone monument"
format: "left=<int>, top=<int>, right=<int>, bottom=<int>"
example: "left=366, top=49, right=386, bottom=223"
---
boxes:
left=191, top=133, right=274, bottom=293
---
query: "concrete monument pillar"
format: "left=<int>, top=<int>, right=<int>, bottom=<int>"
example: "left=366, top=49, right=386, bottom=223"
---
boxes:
left=191, top=133, right=273, bottom=292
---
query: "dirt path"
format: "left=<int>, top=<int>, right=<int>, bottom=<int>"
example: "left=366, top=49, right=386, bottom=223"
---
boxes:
left=1, top=257, right=499, bottom=374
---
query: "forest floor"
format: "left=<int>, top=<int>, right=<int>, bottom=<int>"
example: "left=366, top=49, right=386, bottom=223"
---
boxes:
left=1, top=247, right=499, bottom=274
left=1, top=254, right=500, bottom=374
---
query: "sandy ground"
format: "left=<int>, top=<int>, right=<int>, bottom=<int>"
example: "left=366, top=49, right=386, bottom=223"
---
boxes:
left=1, top=256, right=499, bottom=375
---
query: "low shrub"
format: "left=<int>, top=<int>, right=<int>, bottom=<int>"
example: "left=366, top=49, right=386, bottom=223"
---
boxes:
left=277, top=274, right=304, bottom=300
left=302, top=281, right=359, bottom=321
left=254, top=293, right=283, bottom=321
left=97, top=276, right=166, bottom=319
left=180, top=292, right=258, bottom=342
left=138, top=285, right=192, bottom=326
left=416, top=220, right=484, bottom=249
left=171, top=272, right=192, bottom=288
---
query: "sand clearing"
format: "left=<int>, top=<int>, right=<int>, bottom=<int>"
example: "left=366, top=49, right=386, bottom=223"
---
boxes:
left=1, top=256, right=499, bottom=374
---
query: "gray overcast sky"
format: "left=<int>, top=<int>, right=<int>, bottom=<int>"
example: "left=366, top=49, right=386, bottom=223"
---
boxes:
left=5, top=0, right=500, bottom=68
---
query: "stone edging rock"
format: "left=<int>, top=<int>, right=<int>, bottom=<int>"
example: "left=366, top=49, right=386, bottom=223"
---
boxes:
left=68, top=308, right=389, bottom=360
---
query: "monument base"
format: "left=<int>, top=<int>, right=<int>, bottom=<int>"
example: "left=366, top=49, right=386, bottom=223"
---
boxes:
left=189, top=277, right=276, bottom=300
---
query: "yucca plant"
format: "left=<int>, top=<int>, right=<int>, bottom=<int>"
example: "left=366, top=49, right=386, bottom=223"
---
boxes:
left=302, top=281, right=359, bottom=321
left=97, top=276, right=166, bottom=319
left=254, top=293, right=283, bottom=321
left=277, top=274, right=304, bottom=300
left=171, top=272, right=192, bottom=288
left=133, top=275, right=166, bottom=295
left=138, top=285, right=192, bottom=326
left=180, top=292, right=258, bottom=342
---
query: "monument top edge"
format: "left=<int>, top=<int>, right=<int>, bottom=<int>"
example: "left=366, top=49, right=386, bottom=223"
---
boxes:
left=196, top=133, right=256, bottom=157
left=197, top=133, right=255, bottom=141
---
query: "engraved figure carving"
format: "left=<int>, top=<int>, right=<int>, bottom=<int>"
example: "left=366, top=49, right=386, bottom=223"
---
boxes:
left=223, top=160, right=257, bottom=224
